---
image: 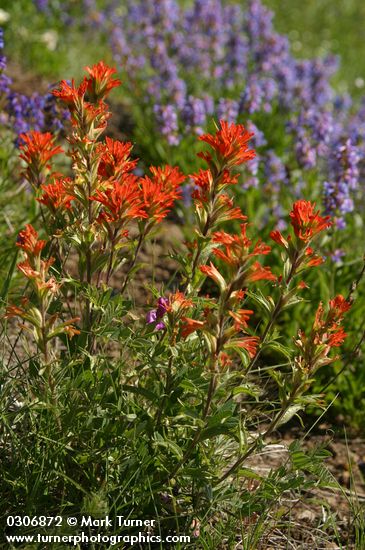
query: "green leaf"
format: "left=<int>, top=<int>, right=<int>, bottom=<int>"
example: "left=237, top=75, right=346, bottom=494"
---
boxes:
left=153, top=434, right=183, bottom=459
left=0, top=249, right=18, bottom=301
left=207, top=402, right=235, bottom=427
left=121, top=384, right=158, bottom=403
left=200, top=424, right=236, bottom=441
left=237, top=468, right=262, bottom=480
left=265, top=340, right=292, bottom=360
left=276, top=404, right=303, bottom=427
left=232, top=384, right=261, bottom=400
left=246, top=289, right=275, bottom=315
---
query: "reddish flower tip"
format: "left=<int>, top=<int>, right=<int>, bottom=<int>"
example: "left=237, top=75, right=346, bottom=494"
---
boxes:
left=181, top=317, right=205, bottom=338
left=19, top=131, right=63, bottom=166
left=270, top=230, right=288, bottom=248
left=289, top=200, right=331, bottom=243
left=85, top=61, right=121, bottom=99
left=16, top=225, right=46, bottom=256
left=37, top=178, right=74, bottom=211
left=138, top=165, right=184, bottom=224
left=199, top=120, right=255, bottom=167
left=52, top=78, right=88, bottom=107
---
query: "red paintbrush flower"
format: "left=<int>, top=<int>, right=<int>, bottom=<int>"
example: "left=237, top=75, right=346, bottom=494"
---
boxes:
left=81, top=100, right=110, bottom=130
left=214, top=194, right=247, bottom=222
left=19, top=131, right=63, bottom=168
left=199, top=120, right=255, bottom=167
left=52, top=78, right=89, bottom=108
left=97, top=137, right=137, bottom=179
left=289, top=200, right=331, bottom=243
left=328, top=294, right=351, bottom=320
left=229, top=309, right=254, bottom=331
left=246, top=261, right=276, bottom=283
left=296, top=294, right=350, bottom=372
left=91, top=175, right=146, bottom=224
left=305, top=247, right=324, bottom=267
left=17, top=260, right=40, bottom=280
left=200, top=262, right=227, bottom=291
left=191, top=168, right=239, bottom=194
left=16, top=225, right=46, bottom=256
left=63, top=324, right=81, bottom=338
left=4, top=304, right=27, bottom=319
left=37, top=178, right=74, bottom=211
left=138, top=165, right=184, bottom=224
left=212, top=225, right=271, bottom=267
left=327, top=327, right=347, bottom=348
left=190, top=169, right=213, bottom=192
left=270, top=230, right=289, bottom=248
left=219, top=352, right=233, bottom=368
left=230, top=336, right=260, bottom=358
left=85, top=61, right=121, bottom=100
left=181, top=317, right=205, bottom=338
left=168, top=291, right=193, bottom=312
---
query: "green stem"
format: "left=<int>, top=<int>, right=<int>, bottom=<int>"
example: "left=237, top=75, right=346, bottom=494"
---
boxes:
left=246, top=251, right=299, bottom=375
left=105, top=234, right=117, bottom=286
left=120, top=229, right=146, bottom=294
left=154, top=355, right=174, bottom=428
left=185, top=167, right=225, bottom=292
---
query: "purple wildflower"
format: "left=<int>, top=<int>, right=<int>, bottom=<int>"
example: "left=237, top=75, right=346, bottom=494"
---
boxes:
left=323, top=138, right=360, bottom=226
left=154, top=104, right=180, bottom=146
left=331, top=249, right=345, bottom=264
left=146, top=297, right=168, bottom=331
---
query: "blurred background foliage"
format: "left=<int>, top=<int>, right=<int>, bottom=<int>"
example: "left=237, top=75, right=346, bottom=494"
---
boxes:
left=267, top=0, right=365, bottom=98
left=1, top=0, right=365, bottom=93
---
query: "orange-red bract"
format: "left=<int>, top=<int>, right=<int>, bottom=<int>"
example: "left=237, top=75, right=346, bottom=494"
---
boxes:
left=97, top=137, right=137, bottom=179
left=37, top=178, right=74, bottom=211
left=199, top=120, right=255, bottom=167
left=289, top=200, right=331, bottom=242
left=85, top=61, right=121, bottom=99
left=138, top=165, right=185, bottom=224
left=19, top=131, right=63, bottom=167
left=16, top=225, right=46, bottom=256
left=91, top=176, right=145, bottom=223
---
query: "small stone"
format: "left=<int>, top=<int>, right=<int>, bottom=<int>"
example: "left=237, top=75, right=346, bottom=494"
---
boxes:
left=297, top=509, right=316, bottom=523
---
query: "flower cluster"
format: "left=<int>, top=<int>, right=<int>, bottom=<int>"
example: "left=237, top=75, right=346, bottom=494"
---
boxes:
left=270, top=200, right=332, bottom=280
left=295, top=295, right=351, bottom=372
left=177, top=123, right=344, bottom=369
left=323, top=138, right=361, bottom=228
left=19, top=131, right=63, bottom=188
left=3, top=63, right=353, bottom=507
left=6, top=61, right=351, bottom=389
left=147, top=292, right=193, bottom=333
left=5, top=225, right=79, bottom=361
left=176, top=124, right=272, bottom=363
left=13, top=63, right=185, bottom=338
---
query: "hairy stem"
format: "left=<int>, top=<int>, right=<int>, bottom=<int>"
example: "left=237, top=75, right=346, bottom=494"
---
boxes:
left=120, top=229, right=146, bottom=294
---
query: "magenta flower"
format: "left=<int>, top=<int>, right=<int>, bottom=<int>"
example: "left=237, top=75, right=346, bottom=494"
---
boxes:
left=146, top=297, right=168, bottom=330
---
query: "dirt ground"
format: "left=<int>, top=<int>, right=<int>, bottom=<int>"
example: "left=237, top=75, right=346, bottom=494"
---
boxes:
left=245, top=426, right=365, bottom=549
